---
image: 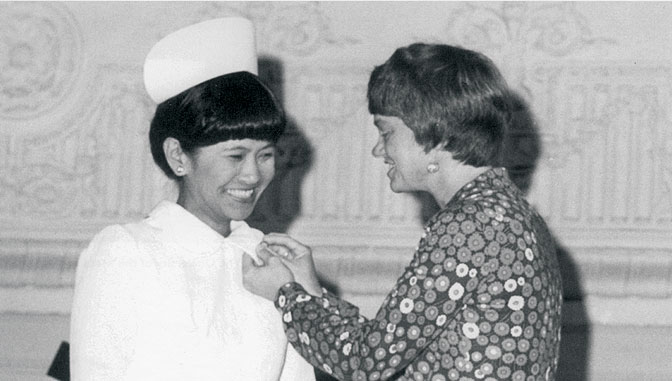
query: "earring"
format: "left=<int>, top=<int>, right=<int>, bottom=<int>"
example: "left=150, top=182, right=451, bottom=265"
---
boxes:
left=176, top=166, right=184, bottom=175
left=427, top=163, right=439, bottom=174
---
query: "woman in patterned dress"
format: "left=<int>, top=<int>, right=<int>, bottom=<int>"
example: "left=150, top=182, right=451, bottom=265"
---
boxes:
left=243, top=43, right=563, bottom=381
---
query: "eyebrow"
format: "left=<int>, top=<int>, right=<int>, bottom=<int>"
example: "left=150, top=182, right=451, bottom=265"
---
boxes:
left=373, top=120, right=388, bottom=130
left=223, top=142, right=275, bottom=151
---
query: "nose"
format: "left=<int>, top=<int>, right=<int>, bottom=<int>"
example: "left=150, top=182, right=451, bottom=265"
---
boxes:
left=239, top=157, right=261, bottom=185
left=371, top=136, right=385, bottom=158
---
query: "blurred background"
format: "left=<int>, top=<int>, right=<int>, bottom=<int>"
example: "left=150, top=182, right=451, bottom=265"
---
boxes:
left=1, top=2, right=671, bottom=380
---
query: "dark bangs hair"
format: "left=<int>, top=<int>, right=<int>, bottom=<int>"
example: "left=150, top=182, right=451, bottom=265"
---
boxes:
left=150, top=71, right=286, bottom=179
left=367, top=43, right=512, bottom=167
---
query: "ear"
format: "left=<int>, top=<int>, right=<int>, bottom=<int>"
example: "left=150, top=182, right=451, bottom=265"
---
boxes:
left=425, top=141, right=446, bottom=160
left=162, top=137, right=191, bottom=177
left=426, top=142, right=458, bottom=171
left=429, top=142, right=463, bottom=172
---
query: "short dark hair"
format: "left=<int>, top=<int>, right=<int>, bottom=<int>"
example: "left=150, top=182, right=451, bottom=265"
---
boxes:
left=149, top=71, right=286, bottom=179
left=367, top=43, right=512, bottom=167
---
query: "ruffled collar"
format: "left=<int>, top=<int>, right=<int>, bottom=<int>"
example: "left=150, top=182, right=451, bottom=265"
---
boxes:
left=145, top=201, right=263, bottom=259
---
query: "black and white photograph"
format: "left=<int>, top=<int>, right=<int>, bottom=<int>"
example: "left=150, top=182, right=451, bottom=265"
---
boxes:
left=1, top=2, right=671, bottom=380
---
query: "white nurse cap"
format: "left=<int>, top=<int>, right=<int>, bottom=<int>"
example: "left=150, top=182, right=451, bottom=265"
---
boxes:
left=143, top=17, right=258, bottom=104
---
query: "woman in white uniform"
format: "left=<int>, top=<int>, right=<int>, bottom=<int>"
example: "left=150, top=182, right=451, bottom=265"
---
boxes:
left=69, top=18, right=316, bottom=381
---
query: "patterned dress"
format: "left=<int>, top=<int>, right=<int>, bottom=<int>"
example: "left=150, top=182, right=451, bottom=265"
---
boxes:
left=275, top=168, right=562, bottom=381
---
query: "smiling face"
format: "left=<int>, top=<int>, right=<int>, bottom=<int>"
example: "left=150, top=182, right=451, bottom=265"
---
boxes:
left=372, top=114, right=432, bottom=193
left=178, top=139, right=276, bottom=235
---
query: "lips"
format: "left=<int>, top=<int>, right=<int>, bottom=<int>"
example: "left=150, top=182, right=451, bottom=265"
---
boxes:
left=384, top=158, right=396, bottom=177
left=225, top=188, right=255, bottom=201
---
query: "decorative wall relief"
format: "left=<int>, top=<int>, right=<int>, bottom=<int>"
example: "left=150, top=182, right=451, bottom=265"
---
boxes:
left=0, top=2, right=83, bottom=122
left=0, top=62, right=167, bottom=288
left=1, top=237, right=82, bottom=288
left=153, top=1, right=358, bottom=58
left=287, top=65, right=369, bottom=221
left=444, top=2, right=616, bottom=97
left=284, top=64, right=426, bottom=229
left=242, top=1, right=359, bottom=56
left=0, top=64, right=164, bottom=228
left=528, top=64, right=672, bottom=241
left=0, top=0, right=670, bottom=309
left=82, top=64, right=169, bottom=221
left=442, top=2, right=672, bottom=247
left=446, top=2, right=613, bottom=56
left=574, top=247, right=672, bottom=298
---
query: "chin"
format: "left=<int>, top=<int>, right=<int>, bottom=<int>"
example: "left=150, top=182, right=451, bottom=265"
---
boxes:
left=389, top=180, right=416, bottom=194
left=221, top=193, right=264, bottom=221
left=229, top=212, right=254, bottom=222
left=223, top=205, right=256, bottom=221
left=388, top=181, right=406, bottom=194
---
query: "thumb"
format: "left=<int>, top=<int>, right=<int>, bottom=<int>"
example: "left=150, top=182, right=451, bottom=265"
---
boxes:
left=242, top=253, right=261, bottom=272
left=256, top=244, right=273, bottom=264
left=257, top=249, right=271, bottom=266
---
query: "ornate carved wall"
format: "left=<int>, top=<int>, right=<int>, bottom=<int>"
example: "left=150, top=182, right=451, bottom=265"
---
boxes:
left=1, top=2, right=671, bottom=379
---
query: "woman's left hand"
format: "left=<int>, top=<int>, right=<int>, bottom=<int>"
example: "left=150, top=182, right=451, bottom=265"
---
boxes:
left=259, top=233, right=322, bottom=296
left=242, top=249, right=294, bottom=301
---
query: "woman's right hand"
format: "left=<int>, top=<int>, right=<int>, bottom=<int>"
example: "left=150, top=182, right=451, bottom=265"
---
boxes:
left=257, top=233, right=322, bottom=295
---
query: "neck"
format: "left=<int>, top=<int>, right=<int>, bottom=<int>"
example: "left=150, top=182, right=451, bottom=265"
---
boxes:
left=429, top=164, right=491, bottom=208
left=177, top=193, right=232, bottom=238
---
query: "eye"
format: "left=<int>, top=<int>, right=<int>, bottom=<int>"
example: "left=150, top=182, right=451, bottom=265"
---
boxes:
left=259, top=150, right=275, bottom=161
left=380, top=131, right=391, bottom=141
left=227, top=154, right=244, bottom=161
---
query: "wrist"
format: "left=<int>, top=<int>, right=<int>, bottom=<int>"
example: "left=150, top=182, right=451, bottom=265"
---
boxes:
left=275, top=281, right=294, bottom=305
left=304, top=278, right=322, bottom=296
left=275, top=281, right=303, bottom=309
left=273, top=275, right=294, bottom=300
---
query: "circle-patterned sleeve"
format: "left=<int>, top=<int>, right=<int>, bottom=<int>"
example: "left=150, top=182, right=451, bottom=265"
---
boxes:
left=274, top=209, right=475, bottom=380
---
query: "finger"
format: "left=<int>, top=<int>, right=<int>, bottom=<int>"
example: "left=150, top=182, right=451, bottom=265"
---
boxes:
left=255, top=243, right=269, bottom=258
left=264, top=232, right=291, bottom=239
left=242, top=253, right=260, bottom=271
left=256, top=247, right=271, bottom=265
left=258, top=242, right=283, bottom=258
left=262, top=234, right=310, bottom=258
left=270, top=244, right=304, bottom=260
left=263, top=233, right=295, bottom=246
left=267, top=256, right=291, bottom=271
left=267, top=244, right=292, bottom=259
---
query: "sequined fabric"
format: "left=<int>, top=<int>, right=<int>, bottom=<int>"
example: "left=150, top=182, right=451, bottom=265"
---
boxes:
left=276, top=168, right=562, bottom=381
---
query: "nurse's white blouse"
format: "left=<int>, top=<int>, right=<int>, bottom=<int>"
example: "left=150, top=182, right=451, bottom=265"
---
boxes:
left=70, top=201, right=315, bottom=380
